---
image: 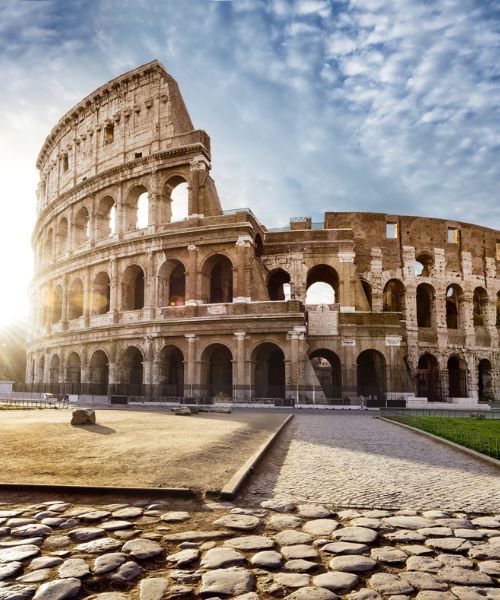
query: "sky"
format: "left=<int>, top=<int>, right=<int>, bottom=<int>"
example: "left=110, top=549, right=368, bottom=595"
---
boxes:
left=1, top=0, right=500, bottom=324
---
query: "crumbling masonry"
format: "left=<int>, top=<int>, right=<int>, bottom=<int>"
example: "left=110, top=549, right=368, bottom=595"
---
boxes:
left=27, top=61, right=500, bottom=407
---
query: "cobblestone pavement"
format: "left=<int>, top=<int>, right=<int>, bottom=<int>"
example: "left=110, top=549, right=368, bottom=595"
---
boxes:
left=242, top=413, right=500, bottom=513
left=0, top=497, right=499, bottom=599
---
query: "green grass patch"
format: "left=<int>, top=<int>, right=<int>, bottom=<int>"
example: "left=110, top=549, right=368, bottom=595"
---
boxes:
left=388, top=416, right=500, bottom=459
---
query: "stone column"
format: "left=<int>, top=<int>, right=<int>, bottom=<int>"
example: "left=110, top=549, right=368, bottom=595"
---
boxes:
left=288, top=329, right=300, bottom=403
left=186, top=244, right=199, bottom=305
left=185, top=334, right=197, bottom=398
left=61, top=276, right=69, bottom=329
left=143, top=252, right=156, bottom=320
left=67, top=205, right=74, bottom=252
left=370, top=248, right=383, bottom=312
left=233, top=331, right=247, bottom=401
left=338, top=251, right=356, bottom=312
left=83, top=269, right=91, bottom=327
left=235, top=236, right=252, bottom=302
left=463, top=290, right=475, bottom=346
left=109, top=259, right=119, bottom=322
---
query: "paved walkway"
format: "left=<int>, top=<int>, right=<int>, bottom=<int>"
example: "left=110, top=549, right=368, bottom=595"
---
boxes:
left=243, top=413, right=500, bottom=512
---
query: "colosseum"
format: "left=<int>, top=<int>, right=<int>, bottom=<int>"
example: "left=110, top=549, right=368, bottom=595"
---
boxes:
left=26, top=60, right=500, bottom=408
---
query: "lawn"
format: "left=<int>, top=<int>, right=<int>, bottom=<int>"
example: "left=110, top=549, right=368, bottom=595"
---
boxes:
left=388, top=416, right=500, bottom=459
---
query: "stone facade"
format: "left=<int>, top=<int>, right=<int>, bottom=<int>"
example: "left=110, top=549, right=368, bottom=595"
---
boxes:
left=27, top=60, right=500, bottom=406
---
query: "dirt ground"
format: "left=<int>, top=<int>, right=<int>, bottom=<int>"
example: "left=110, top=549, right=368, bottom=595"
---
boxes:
left=0, top=409, right=286, bottom=490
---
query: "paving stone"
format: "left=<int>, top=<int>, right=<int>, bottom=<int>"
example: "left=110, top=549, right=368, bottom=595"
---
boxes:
left=329, top=555, right=377, bottom=572
left=0, top=539, right=43, bottom=549
left=139, top=577, right=169, bottom=600
left=16, top=569, right=53, bottom=584
left=100, top=521, right=133, bottom=532
left=274, top=572, right=310, bottom=588
left=312, top=572, right=358, bottom=593
left=84, top=595, right=129, bottom=600
left=469, top=543, right=500, bottom=560
left=57, top=521, right=79, bottom=531
left=160, top=512, right=190, bottom=523
left=166, top=549, right=199, bottom=567
left=78, top=511, right=110, bottom=523
left=234, top=594, right=260, bottom=600
left=283, top=587, right=340, bottom=600
left=32, top=577, right=80, bottom=600
left=302, top=519, right=338, bottom=536
left=406, top=555, right=442, bottom=572
left=223, top=535, right=274, bottom=551
left=250, top=550, right=282, bottom=568
left=109, top=561, right=143, bottom=583
left=451, top=587, right=500, bottom=600
left=0, top=512, right=24, bottom=519
left=425, top=537, right=471, bottom=552
left=111, top=508, right=143, bottom=519
left=40, top=519, right=64, bottom=528
left=6, top=520, right=35, bottom=528
left=419, top=526, right=453, bottom=537
left=284, top=559, right=319, bottom=573
left=213, top=514, right=260, bottom=531
left=399, top=571, right=448, bottom=590
left=122, top=539, right=162, bottom=560
left=384, top=516, right=433, bottom=529
left=346, top=590, right=381, bottom=600
left=274, top=530, right=314, bottom=546
left=0, top=585, right=36, bottom=600
left=267, top=515, right=303, bottom=530
left=0, top=546, right=40, bottom=563
left=369, top=573, right=415, bottom=595
left=471, top=517, right=500, bottom=528
left=260, top=501, right=295, bottom=513
left=398, top=544, right=433, bottom=555
left=370, top=546, right=407, bottom=563
left=422, top=511, right=451, bottom=519
left=332, top=527, right=377, bottom=544
left=163, top=530, right=230, bottom=542
left=415, top=593, right=456, bottom=600
left=321, top=541, right=368, bottom=555
left=281, top=545, right=319, bottom=560
left=41, top=538, right=70, bottom=551
left=437, top=553, right=474, bottom=568
left=200, top=547, right=245, bottom=569
left=165, top=584, right=192, bottom=597
left=436, top=518, right=473, bottom=529
left=200, top=567, right=255, bottom=596
left=478, top=559, right=500, bottom=575
left=67, top=528, right=105, bottom=541
left=437, top=567, right=493, bottom=585
left=0, top=562, right=22, bottom=580
left=385, top=529, right=426, bottom=542
left=75, top=538, right=122, bottom=554
left=349, top=518, right=386, bottom=530
left=92, top=553, right=127, bottom=575
left=58, top=558, right=89, bottom=578
left=297, top=505, right=331, bottom=519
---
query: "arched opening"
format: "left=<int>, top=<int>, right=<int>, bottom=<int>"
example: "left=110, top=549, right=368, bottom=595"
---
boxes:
left=448, top=356, right=467, bottom=398
left=309, top=349, right=342, bottom=401
left=45, top=229, right=54, bottom=261
left=306, top=264, right=338, bottom=305
left=383, top=280, right=405, bottom=312
left=52, top=286, right=63, bottom=323
left=446, top=284, right=462, bottom=329
left=497, top=291, right=500, bottom=327
left=66, top=352, right=81, bottom=385
left=92, top=272, right=111, bottom=315
left=158, top=346, right=184, bottom=397
left=74, top=206, right=90, bottom=246
left=39, top=355, right=45, bottom=384
left=252, top=343, right=285, bottom=399
left=68, top=278, right=84, bottom=320
left=49, top=355, right=60, bottom=385
left=123, top=265, right=145, bottom=310
left=158, top=260, right=186, bottom=306
left=120, top=346, right=144, bottom=394
left=267, top=269, right=291, bottom=301
left=415, top=253, right=433, bottom=277
left=201, top=344, right=233, bottom=399
left=357, top=350, right=386, bottom=401
left=96, top=196, right=116, bottom=238
left=417, top=354, right=441, bottom=402
left=254, top=234, right=263, bottom=258
left=57, top=218, right=68, bottom=254
left=137, top=192, right=149, bottom=229
left=89, top=350, right=109, bottom=395
left=203, top=255, right=233, bottom=303
left=473, top=287, right=488, bottom=327
left=416, top=283, right=434, bottom=327
left=478, top=359, right=494, bottom=403
left=361, top=280, right=372, bottom=310
left=126, top=185, right=149, bottom=230
left=167, top=178, right=189, bottom=222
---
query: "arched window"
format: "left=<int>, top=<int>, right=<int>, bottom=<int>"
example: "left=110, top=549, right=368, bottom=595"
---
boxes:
left=120, top=347, right=144, bottom=394
left=415, top=253, right=433, bottom=277
left=252, top=343, right=286, bottom=399
left=66, top=352, right=81, bottom=384
left=361, top=280, right=372, bottom=310
left=201, top=344, right=233, bottom=399
left=448, top=356, right=467, bottom=398
left=202, top=255, right=233, bottom=303
left=254, top=234, right=263, bottom=258
left=74, top=207, right=90, bottom=246
left=45, top=229, right=54, bottom=261
left=416, top=283, right=434, bottom=327
left=169, top=179, right=189, bottom=222
left=123, top=265, right=145, bottom=310
left=309, top=349, right=342, bottom=401
left=57, top=218, right=68, bottom=254
left=96, top=196, right=115, bottom=239
left=446, top=285, right=462, bottom=329
left=52, top=286, right=63, bottom=323
left=267, top=269, right=291, bottom=301
left=125, top=185, right=149, bottom=230
left=306, top=265, right=338, bottom=305
left=92, top=272, right=111, bottom=315
left=383, top=280, right=405, bottom=312
left=473, top=287, right=488, bottom=327
left=417, top=354, right=440, bottom=402
left=357, top=350, right=386, bottom=400
left=89, top=350, right=109, bottom=395
left=158, top=346, right=184, bottom=397
left=49, top=355, right=60, bottom=385
left=68, top=278, right=84, bottom=320
left=478, top=359, right=494, bottom=403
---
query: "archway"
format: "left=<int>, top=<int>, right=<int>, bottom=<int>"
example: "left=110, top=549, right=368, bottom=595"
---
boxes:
left=57, top=218, right=68, bottom=254
left=252, top=343, right=285, bottom=399
left=497, top=291, right=500, bottom=326
left=96, top=196, right=115, bottom=238
left=158, top=260, right=185, bottom=306
left=74, top=207, right=90, bottom=246
left=65, top=352, right=81, bottom=393
left=52, top=286, right=63, bottom=323
left=125, top=185, right=149, bottom=230
left=68, top=278, right=84, bottom=320
left=416, top=354, right=441, bottom=402
left=473, top=287, right=488, bottom=327
left=49, top=355, right=60, bottom=386
left=165, top=176, right=189, bottom=222
left=415, top=253, right=433, bottom=277
left=446, top=285, right=462, bottom=329
left=92, top=272, right=111, bottom=315
left=203, top=255, right=233, bottom=303
left=45, top=229, right=54, bottom=261
left=306, top=264, right=338, bottom=305
left=357, top=350, right=386, bottom=401
left=201, top=344, right=232, bottom=399
left=89, top=350, right=109, bottom=395
left=478, top=359, right=494, bottom=403
left=267, top=269, right=291, bottom=301
left=416, top=283, right=434, bottom=327
left=120, top=346, right=144, bottom=395
left=448, top=356, right=467, bottom=398
left=361, top=280, right=372, bottom=310
left=158, top=346, right=184, bottom=397
left=122, top=265, right=145, bottom=310
left=309, top=349, right=342, bottom=401
left=383, top=280, right=405, bottom=312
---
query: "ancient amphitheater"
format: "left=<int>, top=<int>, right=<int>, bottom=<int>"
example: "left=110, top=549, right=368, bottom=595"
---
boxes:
left=26, top=60, right=499, bottom=407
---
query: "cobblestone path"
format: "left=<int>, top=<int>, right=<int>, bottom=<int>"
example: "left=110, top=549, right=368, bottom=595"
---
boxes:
left=243, top=413, right=500, bottom=513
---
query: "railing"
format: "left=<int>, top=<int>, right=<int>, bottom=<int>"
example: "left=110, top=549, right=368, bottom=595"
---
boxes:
left=0, top=396, right=69, bottom=409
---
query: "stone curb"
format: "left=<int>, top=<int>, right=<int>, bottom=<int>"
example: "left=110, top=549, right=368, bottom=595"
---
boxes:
left=378, top=416, right=500, bottom=469
left=220, top=414, right=294, bottom=500
left=0, top=482, right=195, bottom=498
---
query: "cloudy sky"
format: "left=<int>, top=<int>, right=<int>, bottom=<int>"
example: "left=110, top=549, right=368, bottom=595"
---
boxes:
left=1, top=0, right=500, bottom=323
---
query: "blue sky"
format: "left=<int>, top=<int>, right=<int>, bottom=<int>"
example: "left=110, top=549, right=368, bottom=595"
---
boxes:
left=1, top=0, right=500, bottom=321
